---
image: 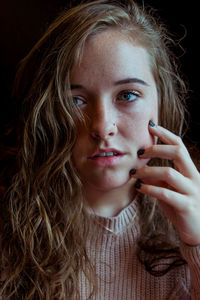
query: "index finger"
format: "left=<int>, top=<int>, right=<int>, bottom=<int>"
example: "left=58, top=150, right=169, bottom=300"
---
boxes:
left=148, top=121, right=199, bottom=179
left=149, top=121, right=184, bottom=146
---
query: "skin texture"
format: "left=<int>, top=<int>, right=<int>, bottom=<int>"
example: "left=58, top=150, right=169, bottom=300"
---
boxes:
left=70, top=30, right=158, bottom=216
left=70, top=30, right=200, bottom=246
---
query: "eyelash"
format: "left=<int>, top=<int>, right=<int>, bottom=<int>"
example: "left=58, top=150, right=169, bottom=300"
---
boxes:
left=72, top=90, right=141, bottom=106
left=73, top=97, right=85, bottom=106
left=117, top=90, right=141, bottom=103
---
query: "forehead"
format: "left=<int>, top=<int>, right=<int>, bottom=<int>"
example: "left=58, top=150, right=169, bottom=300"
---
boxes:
left=70, top=30, right=154, bottom=87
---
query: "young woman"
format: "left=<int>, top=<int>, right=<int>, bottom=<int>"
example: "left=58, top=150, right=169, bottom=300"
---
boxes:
left=1, top=0, right=200, bottom=299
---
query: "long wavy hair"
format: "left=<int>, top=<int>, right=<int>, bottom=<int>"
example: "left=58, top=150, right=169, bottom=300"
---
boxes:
left=1, top=0, right=189, bottom=298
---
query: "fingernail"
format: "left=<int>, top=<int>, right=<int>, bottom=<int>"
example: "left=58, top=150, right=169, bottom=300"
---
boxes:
left=149, top=120, right=156, bottom=127
left=135, top=180, right=142, bottom=189
left=137, top=149, right=145, bottom=156
left=130, top=168, right=136, bottom=175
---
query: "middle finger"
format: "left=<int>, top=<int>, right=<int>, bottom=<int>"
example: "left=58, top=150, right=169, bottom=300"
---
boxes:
left=131, top=166, right=192, bottom=195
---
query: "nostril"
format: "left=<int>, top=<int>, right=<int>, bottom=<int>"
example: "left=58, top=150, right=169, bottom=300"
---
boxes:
left=90, top=120, right=117, bottom=139
left=109, top=131, right=115, bottom=136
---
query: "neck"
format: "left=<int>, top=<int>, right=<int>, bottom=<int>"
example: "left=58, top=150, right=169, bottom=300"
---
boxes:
left=84, top=178, right=137, bottom=217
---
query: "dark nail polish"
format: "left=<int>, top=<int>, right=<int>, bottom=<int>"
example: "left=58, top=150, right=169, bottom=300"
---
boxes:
left=137, top=149, right=145, bottom=156
left=130, top=168, right=136, bottom=175
left=135, top=180, right=142, bottom=189
left=149, top=120, right=155, bottom=127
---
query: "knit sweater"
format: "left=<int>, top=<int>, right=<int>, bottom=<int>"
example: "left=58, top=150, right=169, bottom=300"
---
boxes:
left=79, top=198, right=200, bottom=299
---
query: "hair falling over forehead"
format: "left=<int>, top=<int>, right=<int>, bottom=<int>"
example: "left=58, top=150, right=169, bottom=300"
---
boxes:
left=1, top=0, right=188, bottom=299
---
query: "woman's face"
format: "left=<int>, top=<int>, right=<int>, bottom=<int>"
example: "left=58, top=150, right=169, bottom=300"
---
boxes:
left=70, top=30, right=158, bottom=191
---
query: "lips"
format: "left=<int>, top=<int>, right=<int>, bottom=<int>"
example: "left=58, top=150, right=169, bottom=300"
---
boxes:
left=88, top=148, right=123, bottom=159
left=87, top=148, right=125, bottom=167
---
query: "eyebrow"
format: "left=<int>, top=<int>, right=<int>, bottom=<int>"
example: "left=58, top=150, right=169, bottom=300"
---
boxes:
left=70, top=84, right=84, bottom=90
left=114, top=77, right=149, bottom=86
left=70, top=77, right=149, bottom=90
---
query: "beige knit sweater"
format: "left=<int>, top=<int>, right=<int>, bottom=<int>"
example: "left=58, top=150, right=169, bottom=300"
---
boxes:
left=79, top=199, right=200, bottom=299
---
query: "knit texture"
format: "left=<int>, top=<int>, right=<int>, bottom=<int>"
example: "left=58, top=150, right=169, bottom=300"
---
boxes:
left=79, top=199, right=200, bottom=299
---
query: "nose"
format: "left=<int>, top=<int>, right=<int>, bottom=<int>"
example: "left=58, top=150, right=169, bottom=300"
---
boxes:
left=90, top=102, right=117, bottom=140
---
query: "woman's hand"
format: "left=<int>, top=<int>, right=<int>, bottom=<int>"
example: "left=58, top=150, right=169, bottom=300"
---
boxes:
left=131, top=121, right=200, bottom=246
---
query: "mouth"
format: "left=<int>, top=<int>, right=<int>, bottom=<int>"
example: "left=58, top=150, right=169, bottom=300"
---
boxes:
left=92, top=151, right=121, bottom=158
left=87, top=149, right=124, bottom=167
left=89, top=148, right=123, bottom=159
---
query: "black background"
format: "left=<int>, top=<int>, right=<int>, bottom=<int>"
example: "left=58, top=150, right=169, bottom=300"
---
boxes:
left=1, top=0, right=199, bottom=147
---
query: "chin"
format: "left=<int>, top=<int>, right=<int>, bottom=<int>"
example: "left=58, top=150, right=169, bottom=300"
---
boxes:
left=84, top=171, right=132, bottom=192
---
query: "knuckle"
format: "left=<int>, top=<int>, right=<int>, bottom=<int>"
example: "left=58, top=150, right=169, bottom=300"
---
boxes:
left=174, top=145, right=184, bottom=159
left=160, top=189, right=170, bottom=202
left=176, top=135, right=183, bottom=145
left=164, top=167, right=174, bottom=180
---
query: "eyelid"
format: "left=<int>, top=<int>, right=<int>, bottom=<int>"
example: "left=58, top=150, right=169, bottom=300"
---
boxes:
left=72, top=95, right=86, bottom=106
left=119, top=89, right=141, bottom=95
left=117, top=89, right=142, bottom=101
left=72, top=89, right=142, bottom=105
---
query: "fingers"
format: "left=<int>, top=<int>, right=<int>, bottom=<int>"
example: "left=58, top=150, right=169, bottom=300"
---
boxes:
left=131, top=166, right=192, bottom=195
left=139, top=122, right=199, bottom=178
left=133, top=181, right=188, bottom=212
left=130, top=121, right=199, bottom=202
left=148, top=122, right=185, bottom=146
left=135, top=122, right=200, bottom=246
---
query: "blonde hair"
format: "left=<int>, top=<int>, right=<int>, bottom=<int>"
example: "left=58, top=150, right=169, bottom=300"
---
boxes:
left=1, top=0, right=188, bottom=298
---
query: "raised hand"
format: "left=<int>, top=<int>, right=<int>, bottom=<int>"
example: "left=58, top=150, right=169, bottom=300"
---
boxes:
left=131, top=121, right=200, bottom=246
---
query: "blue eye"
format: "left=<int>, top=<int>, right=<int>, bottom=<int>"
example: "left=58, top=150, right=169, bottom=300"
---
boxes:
left=73, top=97, right=85, bottom=106
left=118, top=91, right=139, bottom=102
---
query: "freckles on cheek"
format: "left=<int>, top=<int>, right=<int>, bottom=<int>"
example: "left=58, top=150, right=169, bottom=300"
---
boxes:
left=134, top=127, right=152, bottom=169
left=134, top=120, right=156, bottom=169
left=133, top=116, right=155, bottom=149
left=135, top=107, right=157, bottom=144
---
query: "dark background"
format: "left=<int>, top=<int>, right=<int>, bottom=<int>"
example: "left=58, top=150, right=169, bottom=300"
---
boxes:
left=1, top=0, right=199, bottom=147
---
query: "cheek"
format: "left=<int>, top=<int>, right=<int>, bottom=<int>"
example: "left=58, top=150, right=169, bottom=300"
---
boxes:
left=134, top=121, right=155, bottom=148
left=126, top=109, right=157, bottom=168
left=127, top=106, right=157, bottom=143
left=137, top=111, right=158, bottom=166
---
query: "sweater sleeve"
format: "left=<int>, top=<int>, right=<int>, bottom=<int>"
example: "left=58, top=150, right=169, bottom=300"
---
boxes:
left=180, top=243, right=200, bottom=299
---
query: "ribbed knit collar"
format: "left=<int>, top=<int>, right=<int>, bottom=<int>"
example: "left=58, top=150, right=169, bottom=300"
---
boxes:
left=91, top=196, right=140, bottom=235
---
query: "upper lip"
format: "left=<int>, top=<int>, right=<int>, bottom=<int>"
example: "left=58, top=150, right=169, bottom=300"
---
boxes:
left=88, top=148, right=124, bottom=158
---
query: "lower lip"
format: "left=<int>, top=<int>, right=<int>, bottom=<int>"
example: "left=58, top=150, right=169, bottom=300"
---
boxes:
left=88, top=155, right=124, bottom=167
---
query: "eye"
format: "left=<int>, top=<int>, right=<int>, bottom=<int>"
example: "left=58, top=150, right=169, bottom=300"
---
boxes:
left=73, top=96, right=85, bottom=106
left=117, top=90, right=140, bottom=103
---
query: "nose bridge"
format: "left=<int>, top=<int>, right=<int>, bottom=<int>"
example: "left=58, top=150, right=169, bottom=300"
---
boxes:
left=94, top=99, right=111, bottom=123
left=90, top=96, right=116, bottom=138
